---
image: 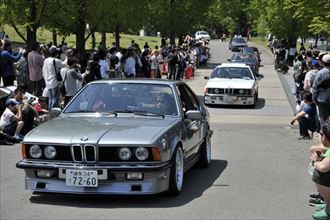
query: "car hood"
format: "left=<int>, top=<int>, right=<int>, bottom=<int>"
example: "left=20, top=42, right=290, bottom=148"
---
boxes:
left=206, top=78, right=255, bottom=89
left=24, top=115, right=179, bottom=145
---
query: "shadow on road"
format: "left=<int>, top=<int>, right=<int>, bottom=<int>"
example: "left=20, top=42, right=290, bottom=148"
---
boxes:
left=29, top=159, right=228, bottom=208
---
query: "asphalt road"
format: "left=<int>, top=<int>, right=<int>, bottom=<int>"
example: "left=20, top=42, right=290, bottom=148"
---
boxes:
left=0, top=40, right=318, bottom=220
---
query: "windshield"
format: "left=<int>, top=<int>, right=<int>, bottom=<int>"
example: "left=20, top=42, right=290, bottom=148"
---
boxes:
left=231, top=53, right=257, bottom=63
left=233, top=38, right=245, bottom=43
left=64, top=83, right=179, bottom=116
left=210, top=67, right=253, bottom=79
left=199, top=31, right=209, bottom=35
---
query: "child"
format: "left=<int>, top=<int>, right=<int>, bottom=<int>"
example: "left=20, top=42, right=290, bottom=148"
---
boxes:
left=34, top=96, right=49, bottom=123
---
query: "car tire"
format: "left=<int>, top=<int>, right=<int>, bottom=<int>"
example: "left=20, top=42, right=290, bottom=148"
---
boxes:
left=252, top=93, right=258, bottom=108
left=168, top=146, right=184, bottom=196
left=197, top=132, right=211, bottom=168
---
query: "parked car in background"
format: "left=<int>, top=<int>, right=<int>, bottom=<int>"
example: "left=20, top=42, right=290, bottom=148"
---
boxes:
left=229, top=37, right=247, bottom=51
left=204, top=63, right=259, bottom=107
left=16, top=79, right=212, bottom=196
left=240, top=47, right=262, bottom=64
left=228, top=53, right=260, bottom=76
left=195, top=31, right=211, bottom=41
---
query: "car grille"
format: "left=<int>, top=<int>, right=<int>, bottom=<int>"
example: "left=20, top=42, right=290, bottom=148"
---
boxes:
left=207, top=88, right=251, bottom=95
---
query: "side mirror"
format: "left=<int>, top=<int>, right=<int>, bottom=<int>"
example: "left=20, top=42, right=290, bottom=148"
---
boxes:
left=204, top=76, right=210, bottom=80
left=185, top=110, right=203, bottom=120
left=227, top=59, right=231, bottom=62
left=50, top=107, right=62, bottom=119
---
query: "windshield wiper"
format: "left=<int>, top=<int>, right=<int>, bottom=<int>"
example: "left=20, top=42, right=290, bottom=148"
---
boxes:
left=132, top=110, right=165, bottom=118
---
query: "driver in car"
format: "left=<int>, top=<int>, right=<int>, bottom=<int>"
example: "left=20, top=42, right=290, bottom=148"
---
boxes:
left=154, top=93, right=176, bottom=115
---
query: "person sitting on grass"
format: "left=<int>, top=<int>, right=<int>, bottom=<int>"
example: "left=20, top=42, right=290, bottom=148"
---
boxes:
left=290, top=92, right=317, bottom=140
left=309, top=120, right=330, bottom=220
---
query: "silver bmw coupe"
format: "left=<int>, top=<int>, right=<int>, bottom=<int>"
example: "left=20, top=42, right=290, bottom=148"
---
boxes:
left=16, top=79, right=212, bottom=195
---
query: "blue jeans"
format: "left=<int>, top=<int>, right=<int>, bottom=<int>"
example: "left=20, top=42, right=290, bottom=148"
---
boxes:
left=48, top=86, right=60, bottom=109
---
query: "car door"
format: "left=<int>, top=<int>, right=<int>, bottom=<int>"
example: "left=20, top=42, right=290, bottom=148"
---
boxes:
left=176, top=84, right=203, bottom=160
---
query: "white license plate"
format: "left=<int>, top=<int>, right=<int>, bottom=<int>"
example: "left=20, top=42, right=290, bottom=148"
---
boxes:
left=241, top=97, right=247, bottom=100
left=66, top=169, right=98, bottom=187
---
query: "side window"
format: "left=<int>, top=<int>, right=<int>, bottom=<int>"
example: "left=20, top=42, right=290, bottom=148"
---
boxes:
left=177, top=84, right=199, bottom=112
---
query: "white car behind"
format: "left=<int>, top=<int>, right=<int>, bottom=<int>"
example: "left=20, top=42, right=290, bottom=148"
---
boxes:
left=195, top=31, right=211, bottom=41
left=204, top=63, right=259, bottom=107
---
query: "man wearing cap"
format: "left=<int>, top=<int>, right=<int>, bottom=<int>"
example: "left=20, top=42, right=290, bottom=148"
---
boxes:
left=312, top=54, right=330, bottom=126
left=28, top=42, right=44, bottom=97
left=42, top=46, right=65, bottom=109
left=0, top=99, right=24, bottom=139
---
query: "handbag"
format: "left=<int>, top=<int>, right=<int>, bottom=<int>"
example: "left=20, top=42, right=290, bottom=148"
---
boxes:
left=53, top=59, right=63, bottom=81
left=60, top=69, right=68, bottom=96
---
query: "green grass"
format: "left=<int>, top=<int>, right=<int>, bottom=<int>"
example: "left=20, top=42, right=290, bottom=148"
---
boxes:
left=1, top=25, right=163, bottom=49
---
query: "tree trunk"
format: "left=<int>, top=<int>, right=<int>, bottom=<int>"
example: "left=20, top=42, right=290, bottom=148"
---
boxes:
left=170, top=32, right=175, bottom=45
left=315, top=35, right=319, bottom=47
left=101, top=31, right=106, bottom=49
left=115, top=24, right=120, bottom=47
left=52, top=30, right=57, bottom=46
left=76, top=30, right=86, bottom=54
left=26, top=27, right=37, bottom=51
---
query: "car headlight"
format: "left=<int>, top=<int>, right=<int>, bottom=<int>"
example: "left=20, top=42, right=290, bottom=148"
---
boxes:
left=44, top=146, right=57, bottom=159
left=135, top=147, right=149, bottom=161
left=29, top=144, right=42, bottom=159
left=118, top=147, right=132, bottom=161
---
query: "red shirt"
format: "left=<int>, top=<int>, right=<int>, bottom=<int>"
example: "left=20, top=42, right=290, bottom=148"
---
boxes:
left=34, top=103, right=43, bottom=113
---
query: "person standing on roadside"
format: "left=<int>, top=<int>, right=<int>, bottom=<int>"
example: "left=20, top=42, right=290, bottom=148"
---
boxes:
left=150, top=50, right=159, bottom=79
left=61, top=58, right=89, bottom=105
left=42, top=46, right=64, bottom=109
left=28, top=42, right=44, bottom=97
left=0, top=40, right=23, bottom=86
left=312, top=54, right=330, bottom=127
left=167, top=48, right=178, bottom=80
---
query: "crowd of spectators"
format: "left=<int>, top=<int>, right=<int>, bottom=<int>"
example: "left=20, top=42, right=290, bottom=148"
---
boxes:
left=269, top=37, right=330, bottom=219
left=0, top=34, right=210, bottom=143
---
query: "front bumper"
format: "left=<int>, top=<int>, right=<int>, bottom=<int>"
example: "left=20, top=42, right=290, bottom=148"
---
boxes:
left=204, top=94, right=255, bottom=105
left=16, top=160, right=171, bottom=195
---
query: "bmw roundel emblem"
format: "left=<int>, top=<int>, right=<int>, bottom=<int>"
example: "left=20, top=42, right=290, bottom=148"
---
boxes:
left=239, top=89, right=244, bottom=94
left=80, top=137, right=89, bottom=141
left=214, top=88, right=219, bottom=94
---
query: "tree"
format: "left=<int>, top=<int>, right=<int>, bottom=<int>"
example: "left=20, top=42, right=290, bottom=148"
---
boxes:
left=284, top=0, right=330, bottom=43
left=0, top=0, right=48, bottom=49
left=147, top=0, right=214, bottom=45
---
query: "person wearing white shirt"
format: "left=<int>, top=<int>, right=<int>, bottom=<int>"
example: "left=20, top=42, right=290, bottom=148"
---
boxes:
left=42, top=46, right=65, bottom=109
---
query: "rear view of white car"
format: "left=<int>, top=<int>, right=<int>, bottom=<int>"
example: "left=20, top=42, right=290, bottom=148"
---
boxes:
left=195, top=31, right=211, bottom=41
left=204, top=63, right=259, bottom=107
